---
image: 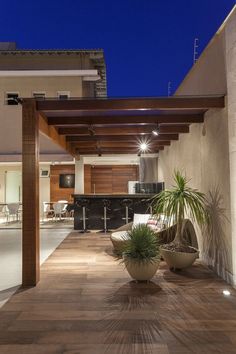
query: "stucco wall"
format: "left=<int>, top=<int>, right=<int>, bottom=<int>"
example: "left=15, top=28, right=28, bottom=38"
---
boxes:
left=158, top=15, right=233, bottom=282
left=225, top=8, right=236, bottom=286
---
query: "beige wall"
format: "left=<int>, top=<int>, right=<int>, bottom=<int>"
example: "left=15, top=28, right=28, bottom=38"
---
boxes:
left=0, top=76, right=83, bottom=101
left=0, top=76, right=83, bottom=156
left=158, top=11, right=235, bottom=283
left=158, top=108, right=232, bottom=282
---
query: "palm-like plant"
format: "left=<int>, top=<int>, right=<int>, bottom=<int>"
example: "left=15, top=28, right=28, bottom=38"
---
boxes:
left=122, top=224, right=160, bottom=264
left=152, top=170, right=208, bottom=248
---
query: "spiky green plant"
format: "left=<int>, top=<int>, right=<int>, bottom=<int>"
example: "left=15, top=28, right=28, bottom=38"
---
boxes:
left=122, top=224, right=160, bottom=264
left=152, top=170, right=208, bottom=246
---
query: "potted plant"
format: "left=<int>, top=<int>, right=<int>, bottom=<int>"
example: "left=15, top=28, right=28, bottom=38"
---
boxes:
left=121, top=224, right=161, bottom=281
left=152, top=170, right=208, bottom=270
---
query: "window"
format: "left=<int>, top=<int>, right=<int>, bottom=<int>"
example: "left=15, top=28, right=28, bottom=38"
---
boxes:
left=32, top=92, right=46, bottom=99
left=57, top=91, right=70, bottom=100
left=6, top=92, right=19, bottom=105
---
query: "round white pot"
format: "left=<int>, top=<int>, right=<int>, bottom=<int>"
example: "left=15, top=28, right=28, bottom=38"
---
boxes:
left=161, top=247, right=199, bottom=270
left=123, top=257, right=160, bottom=281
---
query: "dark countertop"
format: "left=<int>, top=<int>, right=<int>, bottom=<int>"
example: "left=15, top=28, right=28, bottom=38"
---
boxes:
left=72, top=194, right=155, bottom=199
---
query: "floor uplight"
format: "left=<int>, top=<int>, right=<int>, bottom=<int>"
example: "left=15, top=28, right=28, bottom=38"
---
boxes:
left=223, top=290, right=231, bottom=296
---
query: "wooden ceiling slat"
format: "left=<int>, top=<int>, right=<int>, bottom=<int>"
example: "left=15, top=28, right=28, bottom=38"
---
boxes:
left=58, top=125, right=190, bottom=135
left=76, top=146, right=165, bottom=151
left=66, top=134, right=178, bottom=142
left=72, top=143, right=168, bottom=148
left=35, top=96, right=224, bottom=155
left=48, top=114, right=204, bottom=125
left=77, top=151, right=159, bottom=155
left=37, top=96, right=224, bottom=111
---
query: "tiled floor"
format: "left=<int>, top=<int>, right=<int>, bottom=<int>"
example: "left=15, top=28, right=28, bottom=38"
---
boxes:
left=0, top=218, right=74, bottom=229
left=0, top=229, right=70, bottom=306
left=0, top=232, right=236, bottom=353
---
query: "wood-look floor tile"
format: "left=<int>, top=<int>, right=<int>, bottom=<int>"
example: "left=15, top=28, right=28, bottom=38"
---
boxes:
left=0, top=232, right=236, bottom=353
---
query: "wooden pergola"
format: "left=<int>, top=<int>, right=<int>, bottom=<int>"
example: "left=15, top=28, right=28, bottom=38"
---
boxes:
left=22, top=95, right=225, bottom=286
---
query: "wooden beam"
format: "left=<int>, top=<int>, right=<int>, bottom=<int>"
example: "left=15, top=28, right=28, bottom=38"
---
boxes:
left=38, top=112, right=75, bottom=157
left=47, top=114, right=204, bottom=125
left=77, top=151, right=160, bottom=155
left=58, top=125, right=190, bottom=135
left=74, top=149, right=163, bottom=156
left=22, top=99, right=40, bottom=287
left=71, top=141, right=170, bottom=148
left=76, top=146, right=164, bottom=153
left=159, top=125, right=189, bottom=134
left=37, top=96, right=225, bottom=111
left=66, top=134, right=178, bottom=142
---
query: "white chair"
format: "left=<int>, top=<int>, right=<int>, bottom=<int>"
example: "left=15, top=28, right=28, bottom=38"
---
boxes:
left=53, top=202, right=65, bottom=221
left=42, top=202, right=53, bottom=222
left=58, top=200, right=68, bottom=217
left=0, top=204, right=7, bottom=224
left=6, top=203, right=20, bottom=223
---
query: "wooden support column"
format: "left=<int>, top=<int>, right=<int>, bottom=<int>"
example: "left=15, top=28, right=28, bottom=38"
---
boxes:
left=22, top=99, right=40, bottom=286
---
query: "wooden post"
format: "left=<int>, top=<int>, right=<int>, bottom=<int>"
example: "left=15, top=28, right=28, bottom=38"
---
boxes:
left=22, top=99, right=40, bottom=286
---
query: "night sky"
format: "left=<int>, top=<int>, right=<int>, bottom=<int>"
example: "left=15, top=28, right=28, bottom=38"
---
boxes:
left=1, top=0, right=235, bottom=96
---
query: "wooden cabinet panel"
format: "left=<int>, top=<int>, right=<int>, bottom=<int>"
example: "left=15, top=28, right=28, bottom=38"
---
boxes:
left=91, top=166, right=113, bottom=194
left=112, top=166, right=138, bottom=193
left=85, top=165, right=139, bottom=194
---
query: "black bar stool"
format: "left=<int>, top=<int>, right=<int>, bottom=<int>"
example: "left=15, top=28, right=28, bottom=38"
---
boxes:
left=99, top=198, right=111, bottom=233
left=120, top=198, right=132, bottom=224
left=77, top=199, right=90, bottom=233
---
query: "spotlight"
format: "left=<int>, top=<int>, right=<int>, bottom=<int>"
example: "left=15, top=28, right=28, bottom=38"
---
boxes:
left=223, top=290, right=231, bottom=296
left=140, top=142, right=148, bottom=151
left=152, top=125, right=160, bottom=136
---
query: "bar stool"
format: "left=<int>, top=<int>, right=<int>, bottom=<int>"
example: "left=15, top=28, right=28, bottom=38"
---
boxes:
left=120, top=198, right=132, bottom=224
left=77, top=199, right=90, bottom=233
left=99, top=198, right=111, bottom=233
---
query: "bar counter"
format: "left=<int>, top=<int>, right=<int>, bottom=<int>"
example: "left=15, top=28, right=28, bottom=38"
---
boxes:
left=73, top=194, right=154, bottom=230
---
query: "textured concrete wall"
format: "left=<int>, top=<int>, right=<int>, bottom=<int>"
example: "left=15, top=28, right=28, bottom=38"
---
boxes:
left=158, top=13, right=234, bottom=283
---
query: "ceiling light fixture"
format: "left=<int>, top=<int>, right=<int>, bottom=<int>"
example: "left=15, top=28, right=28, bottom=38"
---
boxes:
left=140, top=142, right=148, bottom=151
left=152, top=124, right=160, bottom=136
left=88, top=124, right=95, bottom=136
left=137, top=137, right=151, bottom=154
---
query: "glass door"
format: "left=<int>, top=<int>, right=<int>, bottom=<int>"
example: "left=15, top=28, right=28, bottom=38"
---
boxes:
left=5, top=171, right=22, bottom=203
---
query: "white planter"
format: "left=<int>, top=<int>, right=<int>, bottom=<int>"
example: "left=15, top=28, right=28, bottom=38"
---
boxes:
left=161, top=247, right=199, bottom=270
left=124, top=257, right=160, bottom=281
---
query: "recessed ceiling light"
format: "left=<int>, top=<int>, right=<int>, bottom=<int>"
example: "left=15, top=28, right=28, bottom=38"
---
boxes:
left=223, top=290, right=231, bottom=296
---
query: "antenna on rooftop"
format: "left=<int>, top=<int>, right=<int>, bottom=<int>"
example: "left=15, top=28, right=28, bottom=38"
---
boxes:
left=193, top=38, right=199, bottom=64
left=167, top=81, right=171, bottom=97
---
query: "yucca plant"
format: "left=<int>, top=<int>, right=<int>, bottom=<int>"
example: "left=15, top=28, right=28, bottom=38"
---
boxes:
left=152, top=170, right=208, bottom=251
left=122, top=224, right=160, bottom=264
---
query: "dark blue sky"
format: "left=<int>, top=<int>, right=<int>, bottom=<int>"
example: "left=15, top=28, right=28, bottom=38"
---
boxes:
left=0, top=0, right=235, bottom=96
